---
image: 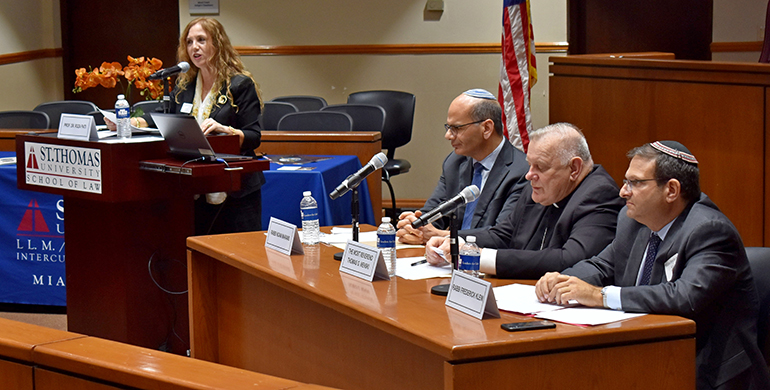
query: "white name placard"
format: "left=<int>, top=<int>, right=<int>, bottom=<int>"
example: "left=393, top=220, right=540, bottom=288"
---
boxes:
left=265, top=217, right=304, bottom=255
left=57, top=114, right=98, bottom=142
left=339, top=240, right=390, bottom=282
left=23, top=141, right=102, bottom=194
left=445, top=271, right=500, bottom=320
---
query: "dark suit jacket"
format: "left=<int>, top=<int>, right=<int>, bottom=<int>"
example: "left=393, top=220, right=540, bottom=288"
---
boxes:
left=422, top=140, right=529, bottom=237
left=169, top=74, right=265, bottom=196
left=474, top=165, right=624, bottom=279
left=564, top=194, right=770, bottom=389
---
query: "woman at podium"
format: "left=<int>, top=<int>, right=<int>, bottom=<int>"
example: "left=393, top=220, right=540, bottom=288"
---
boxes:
left=173, top=17, right=265, bottom=235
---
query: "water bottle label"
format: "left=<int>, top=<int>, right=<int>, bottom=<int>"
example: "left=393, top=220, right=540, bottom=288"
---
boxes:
left=377, top=233, right=395, bottom=248
left=301, top=207, right=318, bottom=221
left=116, top=107, right=129, bottom=119
left=459, top=254, right=480, bottom=271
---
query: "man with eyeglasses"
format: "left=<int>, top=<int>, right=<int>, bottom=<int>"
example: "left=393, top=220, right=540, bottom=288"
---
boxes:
left=396, top=89, right=529, bottom=245
left=535, top=141, right=770, bottom=390
left=424, top=122, right=624, bottom=279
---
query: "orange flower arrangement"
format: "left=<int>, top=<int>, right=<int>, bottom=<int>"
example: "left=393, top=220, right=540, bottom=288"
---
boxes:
left=73, top=56, right=164, bottom=101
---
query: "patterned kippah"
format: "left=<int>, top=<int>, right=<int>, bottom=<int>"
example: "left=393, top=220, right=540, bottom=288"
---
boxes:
left=651, top=141, right=698, bottom=165
left=463, top=89, right=496, bottom=100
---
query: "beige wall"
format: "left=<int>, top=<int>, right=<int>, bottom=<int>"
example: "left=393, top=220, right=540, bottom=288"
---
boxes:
left=179, top=0, right=565, bottom=200
left=0, top=0, right=62, bottom=110
left=712, top=0, right=765, bottom=62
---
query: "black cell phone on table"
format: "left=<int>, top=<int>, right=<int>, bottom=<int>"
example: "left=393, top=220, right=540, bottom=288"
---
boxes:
left=501, top=320, right=556, bottom=332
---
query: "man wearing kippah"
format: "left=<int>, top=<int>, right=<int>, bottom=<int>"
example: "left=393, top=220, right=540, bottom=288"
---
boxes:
left=535, top=141, right=770, bottom=390
left=396, top=89, right=529, bottom=244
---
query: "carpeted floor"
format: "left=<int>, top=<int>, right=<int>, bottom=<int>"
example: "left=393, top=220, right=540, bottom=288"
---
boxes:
left=0, top=304, right=67, bottom=331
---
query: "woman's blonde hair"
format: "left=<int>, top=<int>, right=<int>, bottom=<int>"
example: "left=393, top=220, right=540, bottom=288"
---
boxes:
left=175, top=17, right=263, bottom=111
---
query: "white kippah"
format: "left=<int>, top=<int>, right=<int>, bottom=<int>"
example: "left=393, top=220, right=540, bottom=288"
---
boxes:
left=463, top=89, right=496, bottom=100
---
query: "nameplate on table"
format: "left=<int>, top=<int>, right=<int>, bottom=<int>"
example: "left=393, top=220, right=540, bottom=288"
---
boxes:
left=339, top=240, right=390, bottom=282
left=57, top=114, right=99, bottom=142
left=23, top=141, right=103, bottom=194
left=445, top=270, right=500, bottom=320
left=265, top=217, right=304, bottom=255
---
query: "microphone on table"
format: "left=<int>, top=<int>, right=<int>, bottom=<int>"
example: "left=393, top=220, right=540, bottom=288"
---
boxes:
left=148, top=62, right=191, bottom=80
left=411, top=185, right=480, bottom=228
left=329, top=152, right=388, bottom=200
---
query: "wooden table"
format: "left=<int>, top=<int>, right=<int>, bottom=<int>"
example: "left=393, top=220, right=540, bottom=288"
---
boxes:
left=257, top=131, right=382, bottom=221
left=187, top=227, right=696, bottom=390
left=0, top=129, right=55, bottom=151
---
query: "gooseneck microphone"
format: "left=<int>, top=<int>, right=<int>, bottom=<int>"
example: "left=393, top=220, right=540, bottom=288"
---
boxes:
left=148, top=62, right=190, bottom=80
left=329, top=152, right=388, bottom=200
left=411, top=185, right=480, bottom=228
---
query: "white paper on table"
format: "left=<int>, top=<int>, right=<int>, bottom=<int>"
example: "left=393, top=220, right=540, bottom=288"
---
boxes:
left=493, top=283, right=566, bottom=314
left=395, top=256, right=452, bottom=280
left=277, top=166, right=302, bottom=171
left=535, top=307, right=646, bottom=326
left=493, top=283, right=647, bottom=326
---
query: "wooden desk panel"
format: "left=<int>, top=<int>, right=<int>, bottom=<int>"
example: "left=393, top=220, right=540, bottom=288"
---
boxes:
left=257, top=131, right=382, bottom=221
left=187, top=228, right=696, bottom=390
left=550, top=55, right=769, bottom=246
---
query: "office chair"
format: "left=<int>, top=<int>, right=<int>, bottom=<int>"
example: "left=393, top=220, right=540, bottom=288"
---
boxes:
left=347, top=90, right=415, bottom=218
left=33, top=100, right=99, bottom=129
left=86, top=110, right=106, bottom=126
left=270, top=95, right=328, bottom=112
left=321, top=104, right=386, bottom=132
left=0, top=110, right=50, bottom=129
left=262, top=101, right=299, bottom=130
left=747, top=246, right=770, bottom=366
left=276, top=111, right=353, bottom=132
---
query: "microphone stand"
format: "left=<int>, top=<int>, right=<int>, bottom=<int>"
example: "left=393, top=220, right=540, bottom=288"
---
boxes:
left=333, top=186, right=360, bottom=261
left=162, top=76, right=171, bottom=113
left=430, top=212, right=459, bottom=296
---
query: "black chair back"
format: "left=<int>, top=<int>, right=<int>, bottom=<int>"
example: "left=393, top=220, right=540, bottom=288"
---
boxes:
left=277, top=111, right=353, bottom=132
left=747, top=246, right=770, bottom=365
left=262, top=101, right=299, bottom=130
left=347, top=90, right=415, bottom=159
left=271, top=96, right=327, bottom=112
left=0, top=110, right=50, bottom=129
left=33, top=100, right=99, bottom=129
left=87, top=110, right=106, bottom=126
left=321, top=104, right=386, bottom=132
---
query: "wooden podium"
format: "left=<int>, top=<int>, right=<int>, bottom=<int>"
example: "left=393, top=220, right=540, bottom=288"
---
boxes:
left=16, top=133, right=267, bottom=355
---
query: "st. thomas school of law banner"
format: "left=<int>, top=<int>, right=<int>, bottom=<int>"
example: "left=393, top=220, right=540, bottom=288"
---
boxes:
left=0, top=152, right=66, bottom=306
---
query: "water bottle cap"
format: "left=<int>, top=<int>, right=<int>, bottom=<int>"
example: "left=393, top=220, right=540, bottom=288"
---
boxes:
left=117, top=94, right=125, bottom=99
left=381, top=217, right=391, bottom=223
left=466, top=236, right=476, bottom=243
left=303, top=191, right=311, bottom=196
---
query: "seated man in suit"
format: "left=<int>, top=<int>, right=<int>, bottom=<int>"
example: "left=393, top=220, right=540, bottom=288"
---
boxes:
left=396, top=89, right=529, bottom=244
left=425, top=122, right=625, bottom=279
left=535, top=141, right=770, bottom=390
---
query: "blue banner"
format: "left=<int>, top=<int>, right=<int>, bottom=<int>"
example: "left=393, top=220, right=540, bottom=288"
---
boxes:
left=0, top=151, right=66, bottom=306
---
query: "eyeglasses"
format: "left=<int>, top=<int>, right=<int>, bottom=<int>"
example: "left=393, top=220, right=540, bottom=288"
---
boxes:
left=444, top=120, right=484, bottom=135
left=622, top=178, right=657, bottom=191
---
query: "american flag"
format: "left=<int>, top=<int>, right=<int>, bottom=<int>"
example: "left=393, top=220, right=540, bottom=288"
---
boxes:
left=498, top=0, right=537, bottom=152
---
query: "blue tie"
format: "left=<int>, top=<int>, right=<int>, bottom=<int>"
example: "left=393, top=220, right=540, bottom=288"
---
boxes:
left=462, top=162, right=484, bottom=230
left=639, top=233, right=661, bottom=285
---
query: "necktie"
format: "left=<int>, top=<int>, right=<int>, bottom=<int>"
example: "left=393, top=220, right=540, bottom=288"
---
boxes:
left=639, top=232, right=662, bottom=285
left=461, top=162, right=484, bottom=230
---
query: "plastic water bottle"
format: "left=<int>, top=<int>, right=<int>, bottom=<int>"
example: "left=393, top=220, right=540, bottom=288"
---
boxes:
left=300, top=191, right=320, bottom=244
left=377, top=217, right=397, bottom=277
left=459, top=236, right=480, bottom=278
left=115, top=94, right=130, bottom=139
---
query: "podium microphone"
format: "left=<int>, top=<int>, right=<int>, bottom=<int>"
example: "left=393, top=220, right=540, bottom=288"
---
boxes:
left=329, top=152, right=387, bottom=200
left=148, top=62, right=190, bottom=80
left=412, top=185, right=480, bottom=228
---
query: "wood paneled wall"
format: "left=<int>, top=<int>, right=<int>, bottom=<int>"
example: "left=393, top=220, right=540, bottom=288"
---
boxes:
left=549, top=54, right=769, bottom=246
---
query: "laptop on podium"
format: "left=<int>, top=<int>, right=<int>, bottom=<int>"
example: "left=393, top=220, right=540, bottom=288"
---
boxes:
left=152, top=113, right=252, bottom=162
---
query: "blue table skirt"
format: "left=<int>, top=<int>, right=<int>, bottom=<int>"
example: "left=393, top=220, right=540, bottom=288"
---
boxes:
left=261, top=155, right=375, bottom=228
left=0, top=151, right=66, bottom=306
